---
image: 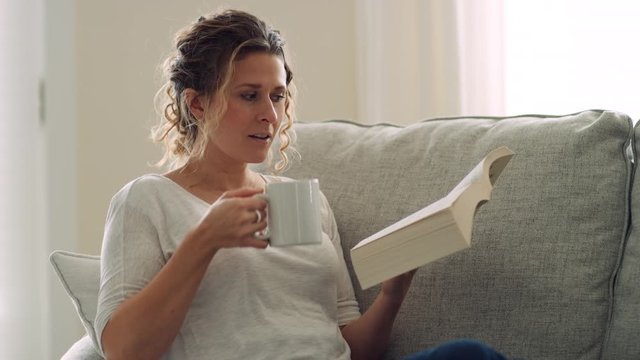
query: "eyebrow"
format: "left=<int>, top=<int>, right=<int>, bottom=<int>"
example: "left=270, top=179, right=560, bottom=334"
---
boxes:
left=234, top=83, right=286, bottom=91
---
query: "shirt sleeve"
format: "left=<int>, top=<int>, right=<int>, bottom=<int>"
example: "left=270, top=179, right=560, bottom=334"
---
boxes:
left=93, top=184, right=165, bottom=356
left=319, top=191, right=361, bottom=326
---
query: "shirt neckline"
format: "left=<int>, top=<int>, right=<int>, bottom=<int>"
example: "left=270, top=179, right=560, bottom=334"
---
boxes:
left=147, top=173, right=272, bottom=206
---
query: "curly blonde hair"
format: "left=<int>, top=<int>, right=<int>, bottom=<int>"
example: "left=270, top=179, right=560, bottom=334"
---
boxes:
left=152, top=10, right=297, bottom=172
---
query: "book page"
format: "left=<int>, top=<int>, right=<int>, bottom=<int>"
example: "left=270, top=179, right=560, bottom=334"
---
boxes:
left=353, top=147, right=514, bottom=250
left=353, top=195, right=453, bottom=249
left=450, top=147, right=514, bottom=193
left=450, top=159, right=486, bottom=194
left=488, top=156, right=512, bottom=185
left=351, top=146, right=514, bottom=289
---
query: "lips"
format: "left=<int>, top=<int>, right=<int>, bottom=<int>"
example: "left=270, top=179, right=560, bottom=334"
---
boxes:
left=248, top=133, right=272, bottom=141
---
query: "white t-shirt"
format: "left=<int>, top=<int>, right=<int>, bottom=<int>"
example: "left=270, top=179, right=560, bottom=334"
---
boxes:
left=95, top=174, right=361, bottom=359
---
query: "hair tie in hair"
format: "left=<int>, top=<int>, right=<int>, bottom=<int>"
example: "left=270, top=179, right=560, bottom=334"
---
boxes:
left=197, top=16, right=205, bottom=22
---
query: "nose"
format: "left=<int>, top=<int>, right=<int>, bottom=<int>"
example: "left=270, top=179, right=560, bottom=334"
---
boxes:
left=259, top=97, right=279, bottom=124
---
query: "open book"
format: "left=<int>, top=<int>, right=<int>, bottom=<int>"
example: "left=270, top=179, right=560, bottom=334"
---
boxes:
left=350, top=146, right=515, bottom=290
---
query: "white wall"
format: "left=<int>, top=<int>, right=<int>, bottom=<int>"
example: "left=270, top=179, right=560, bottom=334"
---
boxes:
left=0, top=0, right=48, bottom=358
left=46, top=0, right=83, bottom=356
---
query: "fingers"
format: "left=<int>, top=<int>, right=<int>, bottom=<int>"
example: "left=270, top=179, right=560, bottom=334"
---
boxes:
left=244, top=196, right=268, bottom=212
left=240, top=208, right=268, bottom=228
left=198, top=187, right=272, bottom=251
left=242, top=237, right=269, bottom=249
left=218, top=188, right=268, bottom=215
left=233, top=208, right=269, bottom=245
left=247, top=216, right=268, bottom=233
left=227, top=221, right=269, bottom=250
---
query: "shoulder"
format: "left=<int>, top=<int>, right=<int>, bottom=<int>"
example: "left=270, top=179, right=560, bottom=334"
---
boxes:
left=109, top=174, right=176, bottom=210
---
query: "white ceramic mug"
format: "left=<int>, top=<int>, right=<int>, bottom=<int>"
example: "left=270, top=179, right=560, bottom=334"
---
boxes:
left=256, top=179, right=323, bottom=246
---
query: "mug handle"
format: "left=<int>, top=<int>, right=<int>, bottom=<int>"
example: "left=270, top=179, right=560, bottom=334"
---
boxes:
left=253, top=194, right=270, bottom=241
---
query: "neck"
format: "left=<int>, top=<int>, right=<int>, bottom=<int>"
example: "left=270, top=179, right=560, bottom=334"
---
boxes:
left=180, top=158, right=260, bottom=193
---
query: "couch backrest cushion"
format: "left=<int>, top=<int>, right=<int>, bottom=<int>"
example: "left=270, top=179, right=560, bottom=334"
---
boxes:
left=602, top=120, right=640, bottom=360
left=281, top=110, right=633, bottom=360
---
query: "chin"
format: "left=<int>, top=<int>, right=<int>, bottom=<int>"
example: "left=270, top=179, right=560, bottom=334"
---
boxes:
left=246, top=153, right=269, bottom=165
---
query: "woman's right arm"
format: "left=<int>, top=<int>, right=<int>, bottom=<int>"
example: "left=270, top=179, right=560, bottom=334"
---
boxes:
left=100, top=188, right=268, bottom=360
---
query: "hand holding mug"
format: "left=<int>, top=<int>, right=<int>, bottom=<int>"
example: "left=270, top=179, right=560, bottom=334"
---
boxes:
left=197, top=188, right=269, bottom=250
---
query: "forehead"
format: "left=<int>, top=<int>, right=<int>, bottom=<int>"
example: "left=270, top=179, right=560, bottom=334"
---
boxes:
left=231, top=52, right=287, bottom=87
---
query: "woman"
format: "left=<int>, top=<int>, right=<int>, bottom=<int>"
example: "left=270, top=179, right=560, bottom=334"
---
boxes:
left=95, top=9, right=506, bottom=360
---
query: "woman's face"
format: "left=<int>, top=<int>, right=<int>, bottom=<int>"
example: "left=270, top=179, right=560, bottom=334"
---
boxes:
left=206, top=52, right=287, bottom=165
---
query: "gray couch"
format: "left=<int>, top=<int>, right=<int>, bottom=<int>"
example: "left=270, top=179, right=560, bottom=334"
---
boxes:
left=53, top=110, right=639, bottom=359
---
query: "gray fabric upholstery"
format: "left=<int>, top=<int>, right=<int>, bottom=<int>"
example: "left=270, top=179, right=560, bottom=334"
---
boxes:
left=602, top=120, right=640, bottom=359
left=61, top=110, right=637, bottom=360
left=282, top=110, right=634, bottom=360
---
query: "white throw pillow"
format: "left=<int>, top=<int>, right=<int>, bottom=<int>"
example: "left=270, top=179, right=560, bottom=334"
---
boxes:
left=49, top=250, right=101, bottom=351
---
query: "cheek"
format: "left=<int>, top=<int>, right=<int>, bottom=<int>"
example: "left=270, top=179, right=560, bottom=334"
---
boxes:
left=276, top=111, right=286, bottom=130
left=224, top=100, right=248, bottom=117
left=277, top=102, right=287, bottom=120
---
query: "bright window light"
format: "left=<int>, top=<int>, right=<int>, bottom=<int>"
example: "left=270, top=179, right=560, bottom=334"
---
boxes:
left=504, top=0, right=639, bottom=120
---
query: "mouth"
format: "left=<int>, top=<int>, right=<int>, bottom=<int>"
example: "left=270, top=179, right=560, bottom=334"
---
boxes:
left=248, top=133, right=272, bottom=142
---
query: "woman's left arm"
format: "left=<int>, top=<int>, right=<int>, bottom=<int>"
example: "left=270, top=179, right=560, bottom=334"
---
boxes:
left=340, top=269, right=417, bottom=360
left=319, top=191, right=415, bottom=360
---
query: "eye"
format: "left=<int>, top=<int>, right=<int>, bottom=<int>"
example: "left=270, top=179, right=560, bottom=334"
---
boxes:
left=241, top=92, right=258, bottom=101
left=270, top=93, right=286, bottom=102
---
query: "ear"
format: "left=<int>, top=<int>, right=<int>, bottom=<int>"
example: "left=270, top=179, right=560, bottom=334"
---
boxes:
left=183, top=88, right=206, bottom=121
